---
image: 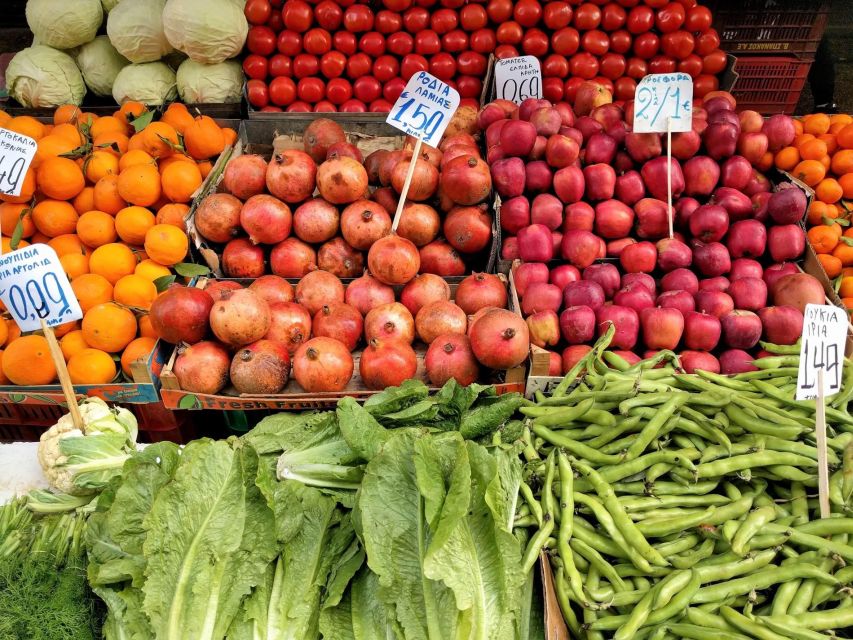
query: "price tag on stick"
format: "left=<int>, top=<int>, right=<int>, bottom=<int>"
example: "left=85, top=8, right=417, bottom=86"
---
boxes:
left=494, top=56, right=542, bottom=105
left=0, top=128, right=37, bottom=198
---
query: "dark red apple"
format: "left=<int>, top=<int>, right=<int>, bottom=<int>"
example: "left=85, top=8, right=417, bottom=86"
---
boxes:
left=518, top=224, right=555, bottom=262
left=712, top=187, right=754, bottom=221
left=583, top=263, right=621, bottom=300
left=768, top=184, right=807, bottom=225
left=513, top=262, right=550, bottom=297
left=719, top=349, right=759, bottom=374
left=522, top=282, right=563, bottom=314
left=698, top=276, right=731, bottom=292
left=531, top=194, right=564, bottom=230
left=683, top=311, right=721, bottom=351
left=720, top=155, right=752, bottom=191
left=690, top=204, right=729, bottom=243
left=625, top=132, right=662, bottom=163
left=728, top=277, right=767, bottom=311
left=622, top=272, right=657, bottom=293
left=683, top=156, right=720, bottom=198
left=730, top=258, right=764, bottom=280
left=641, top=156, right=685, bottom=202
left=661, top=268, right=699, bottom=294
left=596, top=304, right=640, bottom=350
left=584, top=164, right=617, bottom=201
left=563, top=280, right=606, bottom=311
left=758, top=305, right=804, bottom=345
left=675, top=197, right=700, bottom=230
left=613, top=283, right=656, bottom=313
left=721, top=310, right=763, bottom=349
left=585, top=132, right=618, bottom=164
left=726, top=219, right=766, bottom=259
left=696, top=290, right=735, bottom=318
left=768, top=225, right=806, bottom=262
left=550, top=264, right=582, bottom=290
left=526, top=161, right=554, bottom=194
left=764, top=262, right=799, bottom=290
left=560, top=305, right=596, bottom=344
left=634, top=198, right=671, bottom=240
left=615, top=170, right=645, bottom=206
left=656, top=237, right=692, bottom=272
left=692, top=242, right=732, bottom=277
left=656, top=290, right=695, bottom=316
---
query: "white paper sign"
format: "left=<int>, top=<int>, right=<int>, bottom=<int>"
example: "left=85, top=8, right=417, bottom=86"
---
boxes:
left=632, top=73, right=693, bottom=133
left=0, top=244, right=83, bottom=332
left=796, top=303, right=848, bottom=400
left=494, top=56, right=543, bottom=105
left=386, top=72, right=460, bottom=148
left=0, top=128, right=37, bottom=198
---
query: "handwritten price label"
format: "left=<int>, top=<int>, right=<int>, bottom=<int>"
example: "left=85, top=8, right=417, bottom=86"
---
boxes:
left=632, top=73, right=693, bottom=134
left=0, top=244, right=83, bottom=332
left=797, top=303, right=848, bottom=400
left=494, top=56, right=542, bottom=105
left=386, top=72, right=460, bottom=147
left=0, top=128, right=37, bottom=198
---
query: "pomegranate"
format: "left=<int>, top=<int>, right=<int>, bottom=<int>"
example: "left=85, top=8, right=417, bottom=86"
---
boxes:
left=444, top=206, right=492, bottom=254
left=401, top=274, right=451, bottom=316
left=391, top=159, right=439, bottom=201
left=270, top=237, right=316, bottom=278
left=345, top=272, right=396, bottom=315
left=295, top=270, right=345, bottom=315
left=469, top=308, right=530, bottom=369
left=368, top=234, right=421, bottom=285
left=312, top=302, right=363, bottom=351
left=425, top=334, right=480, bottom=386
left=173, top=341, right=231, bottom=394
left=440, top=154, right=492, bottom=205
left=318, top=238, right=364, bottom=278
left=266, top=302, right=312, bottom=354
left=292, top=198, right=340, bottom=244
left=397, top=203, right=441, bottom=247
left=454, top=273, right=507, bottom=315
left=416, top=301, right=467, bottom=344
left=419, top=240, right=466, bottom=276
left=210, top=289, right=271, bottom=348
left=248, top=275, right=294, bottom=305
left=468, top=306, right=501, bottom=336
left=194, top=193, right=242, bottom=243
left=340, top=200, right=392, bottom=250
left=266, top=150, right=317, bottom=203
left=240, top=194, right=292, bottom=245
left=379, top=150, right=410, bottom=186
left=303, top=118, right=347, bottom=163
left=359, top=338, right=418, bottom=390
left=326, top=141, right=363, bottom=163
left=205, top=280, right=243, bottom=301
left=317, top=157, right=369, bottom=204
left=371, top=186, right=397, bottom=214
left=230, top=339, right=291, bottom=394
left=364, top=302, right=415, bottom=343
left=222, top=238, right=265, bottom=278
left=293, top=337, right=354, bottom=391
left=222, top=154, right=267, bottom=200
left=149, top=285, right=213, bottom=344
left=364, top=150, right=388, bottom=184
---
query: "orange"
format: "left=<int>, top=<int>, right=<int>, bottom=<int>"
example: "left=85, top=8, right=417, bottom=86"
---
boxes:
left=831, top=149, right=853, bottom=175
left=84, top=151, right=120, bottom=183
left=89, top=243, right=138, bottom=284
left=59, top=330, right=89, bottom=361
left=53, top=104, right=81, bottom=125
left=77, top=210, right=117, bottom=248
left=197, top=160, right=214, bottom=179
left=144, top=224, right=188, bottom=266
left=34, top=134, right=77, bottom=167
left=135, top=258, right=172, bottom=282
left=116, top=101, right=147, bottom=126
left=774, top=146, right=800, bottom=171
left=93, top=175, right=126, bottom=215
left=90, top=115, right=127, bottom=140
left=792, top=159, right=826, bottom=187
left=52, top=320, right=78, bottom=339
left=808, top=200, right=829, bottom=225
left=113, top=274, right=158, bottom=310
left=31, top=200, right=79, bottom=237
left=222, top=128, right=237, bottom=148
left=93, top=131, right=129, bottom=157
left=82, top=303, right=137, bottom=353
left=184, top=116, right=225, bottom=160
left=1, top=335, right=55, bottom=385
left=795, top=133, right=815, bottom=148
left=137, top=314, right=157, bottom=339
left=5, top=323, right=20, bottom=348
left=817, top=253, right=843, bottom=278
left=73, top=186, right=96, bottom=215
left=793, top=118, right=804, bottom=136
left=120, top=337, right=156, bottom=378
left=832, top=114, right=853, bottom=127
left=0, top=110, right=8, bottom=128
left=837, top=124, right=853, bottom=150
left=839, top=173, right=853, bottom=199
left=51, top=123, right=84, bottom=146
left=127, top=133, right=144, bottom=152
left=71, top=273, right=113, bottom=312
left=819, top=134, right=838, bottom=156
left=67, top=348, right=117, bottom=384
left=156, top=203, right=189, bottom=230
left=36, top=157, right=85, bottom=200
left=115, top=206, right=155, bottom=245
left=798, top=138, right=828, bottom=161
left=803, top=113, right=831, bottom=136
left=117, top=163, right=161, bottom=207
left=1, top=237, right=29, bottom=253
left=160, top=160, right=202, bottom=204
left=807, top=225, right=838, bottom=254
left=832, top=242, right=853, bottom=267
left=0, top=321, right=8, bottom=348
left=6, top=116, right=45, bottom=141
left=816, top=178, right=843, bottom=204
left=0, top=168, right=35, bottom=204
left=59, top=252, right=89, bottom=279
left=0, top=353, right=8, bottom=385
left=839, top=276, right=853, bottom=298
left=161, top=103, right=194, bottom=134
left=48, top=232, right=87, bottom=257
left=0, top=202, right=34, bottom=238
left=140, top=122, right=179, bottom=159
left=118, top=149, right=154, bottom=172
left=159, top=153, right=195, bottom=172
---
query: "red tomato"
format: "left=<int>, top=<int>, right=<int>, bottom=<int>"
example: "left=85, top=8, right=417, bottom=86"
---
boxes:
left=599, top=52, right=626, bottom=79
left=457, top=51, right=487, bottom=75
left=648, top=55, right=676, bottom=73
left=460, top=4, right=488, bottom=29
left=359, top=31, right=386, bottom=56
left=626, top=5, right=653, bottom=33
left=383, top=77, right=406, bottom=102
left=694, top=28, right=719, bottom=55
left=243, top=54, right=268, bottom=80
left=574, top=3, right=602, bottom=29
left=676, top=0, right=697, bottom=7
left=320, top=51, right=347, bottom=78
left=400, top=53, right=429, bottom=79
left=563, top=77, right=584, bottom=103
left=522, top=28, right=550, bottom=56
left=601, top=2, right=626, bottom=30
left=370, top=99, right=393, bottom=112
left=266, top=11, right=283, bottom=31
left=429, top=52, right=456, bottom=80
left=441, top=0, right=464, bottom=7
left=326, top=78, right=353, bottom=105
left=626, top=56, right=648, bottom=78
left=269, top=54, right=293, bottom=77
left=283, top=0, right=313, bottom=32
left=610, top=29, right=632, bottom=53
left=442, top=30, right=469, bottom=52
left=372, top=55, right=400, bottom=81
left=684, top=5, right=711, bottom=32
left=430, top=8, right=459, bottom=33
left=457, top=75, right=483, bottom=98
left=495, top=45, right=520, bottom=59
left=543, top=77, right=565, bottom=102
left=333, top=31, right=357, bottom=54
left=247, top=26, right=277, bottom=56
left=543, top=53, right=569, bottom=77
left=354, top=75, right=382, bottom=102
left=375, top=10, right=403, bottom=33
left=693, top=74, right=718, bottom=98
left=297, top=77, right=325, bottom=102
left=415, top=30, right=441, bottom=54
left=286, top=101, right=312, bottom=112
left=677, top=53, right=702, bottom=77
left=514, top=0, right=543, bottom=27
left=340, top=99, right=367, bottom=113
left=543, top=1, right=572, bottom=29
left=403, top=6, right=429, bottom=31
left=303, top=28, right=332, bottom=55
left=570, top=52, right=599, bottom=79
left=314, top=0, right=343, bottom=30
left=277, top=30, right=302, bottom=56
left=343, top=5, right=374, bottom=32
left=643, top=0, right=667, bottom=7
left=661, top=30, right=694, bottom=58
left=387, top=32, right=414, bottom=56
left=260, top=106, right=283, bottom=112
left=384, top=0, right=413, bottom=11
left=582, top=29, right=610, bottom=55
left=269, top=0, right=282, bottom=7
left=269, top=76, right=297, bottom=106
left=655, top=3, right=685, bottom=32
left=346, top=52, right=372, bottom=78
left=552, top=27, right=580, bottom=56
left=487, top=0, right=513, bottom=23
left=470, top=28, right=497, bottom=53
left=245, top=0, right=272, bottom=25
left=616, top=0, right=641, bottom=5
left=496, top=22, right=523, bottom=45
left=633, top=32, right=659, bottom=58
left=702, top=49, right=727, bottom=74
left=614, top=76, right=636, bottom=101
left=314, top=101, right=337, bottom=112
left=293, top=54, right=320, bottom=79
left=246, top=79, right=269, bottom=108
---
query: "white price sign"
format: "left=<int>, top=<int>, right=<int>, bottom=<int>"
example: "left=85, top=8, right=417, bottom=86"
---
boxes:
left=632, top=73, right=693, bottom=133
left=494, top=56, right=542, bottom=105
left=0, top=128, right=37, bottom=198
left=386, top=72, right=460, bottom=148
left=796, top=303, right=848, bottom=400
left=0, top=244, right=83, bottom=332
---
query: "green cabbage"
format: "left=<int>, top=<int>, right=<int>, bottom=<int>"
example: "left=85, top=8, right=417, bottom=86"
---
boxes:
left=6, top=46, right=86, bottom=107
left=75, top=36, right=129, bottom=97
left=106, top=0, right=173, bottom=63
left=112, top=62, right=177, bottom=105
left=175, top=58, right=242, bottom=103
left=26, top=0, right=103, bottom=50
left=162, top=0, right=248, bottom=64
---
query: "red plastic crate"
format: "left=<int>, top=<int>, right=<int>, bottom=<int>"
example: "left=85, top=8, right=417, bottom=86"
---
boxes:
left=0, top=404, right=63, bottom=442
left=730, top=56, right=813, bottom=115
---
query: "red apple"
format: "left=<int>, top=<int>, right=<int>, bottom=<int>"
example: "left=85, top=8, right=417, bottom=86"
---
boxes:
left=554, top=165, right=585, bottom=203
left=561, top=229, right=601, bottom=269
left=641, top=156, right=685, bottom=202
left=720, top=349, right=759, bottom=374
left=584, top=164, right=617, bottom=201
left=758, top=305, right=804, bottom=345
left=712, top=187, right=754, bottom=221
left=656, top=290, right=695, bottom=316
left=661, top=268, right=699, bottom=294
left=680, top=350, right=721, bottom=373
left=635, top=198, right=672, bottom=240
left=585, top=132, right=618, bottom=164
left=675, top=196, right=700, bottom=230
left=518, top=224, right=555, bottom=262
left=728, top=277, right=767, bottom=311
left=625, top=132, right=662, bottom=163
left=501, top=196, right=531, bottom=235
left=762, top=114, right=796, bottom=152
left=641, top=307, right=684, bottom=350
left=550, top=264, right=582, bottom=290
left=721, top=310, right=763, bottom=349
left=620, top=241, right=657, bottom=273
left=614, top=283, right=656, bottom=313
left=545, top=134, right=581, bottom=168
left=736, top=132, right=769, bottom=165
left=562, top=345, right=593, bottom=373
left=696, top=290, right=735, bottom=318
left=500, top=120, right=538, bottom=157
left=583, top=263, right=621, bottom=299
left=683, top=155, right=720, bottom=197
left=526, top=310, right=560, bottom=348
left=607, top=237, right=636, bottom=257
left=768, top=186, right=807, bottom=225
left=726, top=219, right=767, bottom=259
left=531, top=194, right=564, bottom=230
left=560, top=305, right=596, bottom=344
left=623, top=272, right=657, bottom=293
left=764, top=262, right=799, bottom=290
left=547, top=351, right=562, bottom=375
left=720, top=155, right=752, bottom=191
left=692, top=241, right=731, bottom=277
left=768, top=225, right=805, bottom=262
left=703, top=122, right=738, bottom=160
left=739, top=110, right=764, bottom=133
left=615, top=170, right=645, bottom=206
left=656, top=237, right=692, bottom=272
left=594, top=199, right=634, bottom=238
left=669, top=130, right=702, bottom=161
left=513, top=262, right=550, bottom=297
left=689, top=204, right=729, bottom=243
left=683, top=311, right=721, bottom=351
left=752, top=191, right=772, bottom=224
left=564, top=202, right=595, bottom=232
left=526, top=161, right=554, bottom=193
left=698, top=276, right=731, bottom=292
left=574, top=81, right=612, bottom=116
left=563, top=280, right=606, bottom=310
left=730, top=258, right=764, bottom=280
left=596, top=304, right=639, bottom=350
left=522, top=282, right=563, bottom=314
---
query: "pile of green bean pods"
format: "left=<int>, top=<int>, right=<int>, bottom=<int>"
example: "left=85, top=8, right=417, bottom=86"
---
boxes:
left=514, top=326, right=853, bottom=640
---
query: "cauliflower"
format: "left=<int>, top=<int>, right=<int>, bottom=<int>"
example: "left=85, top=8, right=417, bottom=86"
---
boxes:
left=37, top=398, right=138, bottom=496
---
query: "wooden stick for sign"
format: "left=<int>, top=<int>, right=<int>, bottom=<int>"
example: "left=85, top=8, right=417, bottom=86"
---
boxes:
left=667, top=121, right=674, bottom=239
left=392, top=137, right=423, bottom=233
left=40, top=319, right=83, bottom=430
left=816, top=367, right=831, bottom=518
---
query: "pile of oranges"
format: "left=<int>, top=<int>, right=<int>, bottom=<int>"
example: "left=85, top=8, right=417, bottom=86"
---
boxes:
left=0, top=102, right=236, bottom=387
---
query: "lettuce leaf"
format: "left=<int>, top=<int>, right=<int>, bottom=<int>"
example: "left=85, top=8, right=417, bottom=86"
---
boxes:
left=319, top=568, right=403, bottom=640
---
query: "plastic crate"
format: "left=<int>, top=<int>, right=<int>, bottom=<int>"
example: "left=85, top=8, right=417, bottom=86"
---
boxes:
left=706, top=0, right=830, bottom=57
left=0, top=403, right=64, bottom=442
left=730, top=56, right=813, bottom=115
left=133, top=402, right=199, bottom=444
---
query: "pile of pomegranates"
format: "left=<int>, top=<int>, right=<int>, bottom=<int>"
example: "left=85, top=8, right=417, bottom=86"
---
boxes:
left=483, top=89, right=825, bottom=375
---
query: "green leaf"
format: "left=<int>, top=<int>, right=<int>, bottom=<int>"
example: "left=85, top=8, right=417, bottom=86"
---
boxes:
left=153, top=275, right=176, bottom=292
left=130, top=110, right=155, bottom=133
left=840, top=236, right=853, bottom=247
left=177, top=394, right=201, bottom=410
left=828, top=216, right=850, bottom=227
left=9, top=209, right=28, bottom=251
left=173, top=262, right=211, bottom=277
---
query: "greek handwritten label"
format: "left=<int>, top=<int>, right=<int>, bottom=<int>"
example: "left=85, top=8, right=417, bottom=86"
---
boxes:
left=632, top=73, right=693, bottom=133
left=0, top=128, right=37, bottom=197
left=494, top=55, right=542, bottom=105
left=0, top=244, right=83, bottom=332
left=797, top=303, right=847, bottom=400
left=386, top=72, right=460, bottom=147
